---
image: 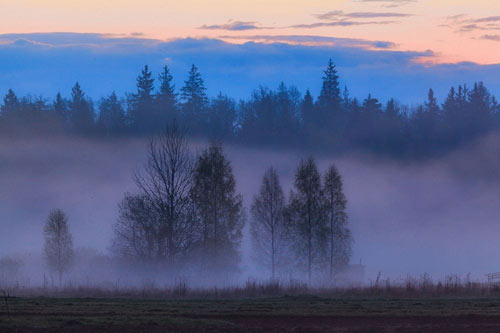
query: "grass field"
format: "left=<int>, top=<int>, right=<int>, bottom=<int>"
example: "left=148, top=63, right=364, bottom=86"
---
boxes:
left=2, top=295, right=500, bottom=332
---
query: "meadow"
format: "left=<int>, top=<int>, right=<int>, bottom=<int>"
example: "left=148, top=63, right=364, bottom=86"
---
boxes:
left=2, top=278, right=500, bottom=331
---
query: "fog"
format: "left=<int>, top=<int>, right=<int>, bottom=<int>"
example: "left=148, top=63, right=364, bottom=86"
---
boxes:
left=2, top=134, right=500, bottom=286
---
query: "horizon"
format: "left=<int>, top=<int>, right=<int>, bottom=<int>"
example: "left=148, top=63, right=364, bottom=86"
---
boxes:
left=1, top=0, right=500, bottom=104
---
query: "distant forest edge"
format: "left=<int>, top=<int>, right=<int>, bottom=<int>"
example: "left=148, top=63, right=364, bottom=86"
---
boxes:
left=0, top=59, right=498, bottom=158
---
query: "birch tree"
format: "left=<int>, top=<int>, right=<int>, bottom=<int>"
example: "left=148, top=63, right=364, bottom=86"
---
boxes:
left=43, top=209, right=73, bottom=285
left=250, top=167, right=287, bottom=280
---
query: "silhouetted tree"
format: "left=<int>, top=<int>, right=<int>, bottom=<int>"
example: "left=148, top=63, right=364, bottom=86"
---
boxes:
left=115, top=122, right=195, bottom=266
left=112, top=193, right=160, bottom=260
left=1, top=89, right=19, bottom=117
left=69, top=82, right=94, bottom=134
left=250, top=167, right=288, bottom=279
left=286, top=157, right=327, bottom=283
left=156, top=65, right=178, bottom=125
left=190, top=143, right=244, bottom=274
left=276, top=82, right=301, bottom=145
left=318, top=59, right=341, bottom=110
left=316, top=59, right=343, bottom=145
left=53, top=92, right=67, bottom=126
left=129, top=65, right=155, bottom=132
left=323, top=165, right=352, bottom=277
left=425, top=89, right=439, bottom=114
left=208, top=93, right=236, bottom=140
left=97, top=92, right=126, bottom=136
left=181, top=65, right=208, bottom=133
left=43, top=209, right=73, bottom=286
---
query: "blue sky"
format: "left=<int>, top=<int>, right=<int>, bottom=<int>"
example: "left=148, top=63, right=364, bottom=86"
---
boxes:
left=0, top=33, right=499, bottom=105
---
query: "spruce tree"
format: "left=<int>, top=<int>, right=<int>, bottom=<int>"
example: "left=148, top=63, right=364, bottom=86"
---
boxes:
left=181, top=64, right=208, bottom=131
left=136, top=65, right=154, bottom=102
left=156, top=65, right=178, bottom=124
left=53, top=92, right=67, bottom=124
left=318, top=59, right=341, bottom=110
left=69, top=82, right=94, bottom=134
left=425, top=89, right=439, bottom=114
left=317, top=59, right=343, bottom=146
left=129, top=65, right=155, bottom=132
left=1, top=89, right=19, bottom=116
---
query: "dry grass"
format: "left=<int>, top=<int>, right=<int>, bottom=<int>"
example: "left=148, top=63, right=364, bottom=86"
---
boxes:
left=1, top=274, right=499, bottom=299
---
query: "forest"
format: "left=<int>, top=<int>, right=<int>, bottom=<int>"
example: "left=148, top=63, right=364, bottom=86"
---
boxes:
left=0, top=59, right=498, bottom=158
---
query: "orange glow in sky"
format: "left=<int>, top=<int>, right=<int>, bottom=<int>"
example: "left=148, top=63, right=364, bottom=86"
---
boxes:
left=1, top=0, right=499, bottom=64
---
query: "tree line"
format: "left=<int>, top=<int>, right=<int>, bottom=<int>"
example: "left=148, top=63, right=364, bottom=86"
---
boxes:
left=1, top=60, right=498, bottom=158
left=42, top=123, right=352, bottom=284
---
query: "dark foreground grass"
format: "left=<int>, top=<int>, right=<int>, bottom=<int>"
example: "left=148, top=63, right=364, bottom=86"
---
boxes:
left=2, top=296, right=500, bottom=332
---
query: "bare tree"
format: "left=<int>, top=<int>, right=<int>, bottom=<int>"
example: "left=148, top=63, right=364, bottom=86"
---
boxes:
left=43, top=209, right=73, bottom=285
left=324, top=165, right=352, bottom=278
left=190, top=142, right=245, bottom=274
left=286, top=157, right=327, bottom=284
left=250, top=167, right=287, bottom=280
left=113, top=121, right=195, bottom=267
left=111, top=194, right=160, bottom=260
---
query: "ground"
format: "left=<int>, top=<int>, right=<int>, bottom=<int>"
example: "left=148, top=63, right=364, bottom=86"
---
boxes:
left=2, top=296, right=500, bottom=332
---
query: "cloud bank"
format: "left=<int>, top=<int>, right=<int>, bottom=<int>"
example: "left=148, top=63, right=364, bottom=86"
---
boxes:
left=0, top=33, right=498, bottom=104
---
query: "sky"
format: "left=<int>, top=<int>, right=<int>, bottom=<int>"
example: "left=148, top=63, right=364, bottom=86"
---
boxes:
left=0, top=0, right=499, bottom=103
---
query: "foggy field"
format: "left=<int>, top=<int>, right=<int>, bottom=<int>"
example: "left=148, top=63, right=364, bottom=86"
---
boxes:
left=3, top=133, right=500, bottom=285
left=3, top=295, right=500, bottom=332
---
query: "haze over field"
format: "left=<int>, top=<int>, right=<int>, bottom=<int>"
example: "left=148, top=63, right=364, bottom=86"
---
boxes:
left=2, top=133, right=500, bottom=282
left=1, top=0, right=500, bottom=291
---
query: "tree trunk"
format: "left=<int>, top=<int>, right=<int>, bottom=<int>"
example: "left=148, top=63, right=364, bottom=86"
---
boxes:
left=308, top=233, right=312, bottom=285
